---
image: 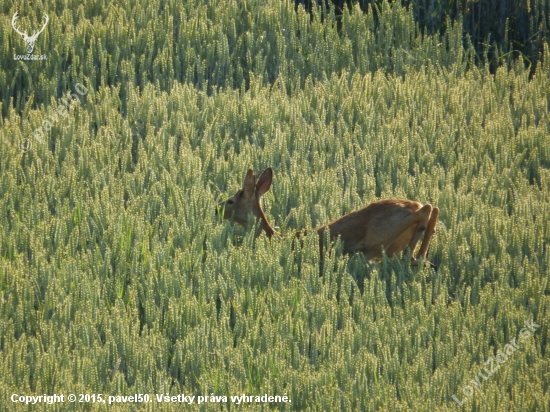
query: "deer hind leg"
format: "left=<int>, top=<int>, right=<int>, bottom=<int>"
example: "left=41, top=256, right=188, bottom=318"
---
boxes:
left=415, top=206, right=439, bottom=260
left=361, top=204, right=438, bottom=265
left=359, top=205, right=424, bottom=260
left=384, top=226, right=416, bottom=257
left=383, top=204, right=433, bottom=258
left=405, top=204, right=433, bottom=252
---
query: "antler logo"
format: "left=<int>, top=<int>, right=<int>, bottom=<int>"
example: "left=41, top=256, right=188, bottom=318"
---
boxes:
left=11, top=12, right=49, bottom=54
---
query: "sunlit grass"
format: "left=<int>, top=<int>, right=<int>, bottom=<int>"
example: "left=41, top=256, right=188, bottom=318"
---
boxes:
left=0, top=0, right=549, bottom=411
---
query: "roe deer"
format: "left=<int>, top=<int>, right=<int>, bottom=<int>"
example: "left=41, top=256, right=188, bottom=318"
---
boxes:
left=217, top=168, right=439, bottom=267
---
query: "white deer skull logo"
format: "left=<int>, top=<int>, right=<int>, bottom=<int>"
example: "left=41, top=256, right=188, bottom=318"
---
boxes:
left=11, top=12, right=49, bottom=54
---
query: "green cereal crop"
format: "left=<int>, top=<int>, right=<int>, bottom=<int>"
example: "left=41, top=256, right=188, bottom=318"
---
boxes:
left=0, top=0, right=549, bottom=410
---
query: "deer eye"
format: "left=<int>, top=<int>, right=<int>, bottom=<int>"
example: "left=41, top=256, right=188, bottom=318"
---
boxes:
left=227, top=199, right=234, bottom=205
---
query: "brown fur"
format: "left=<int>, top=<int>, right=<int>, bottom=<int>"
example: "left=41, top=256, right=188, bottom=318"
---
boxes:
left=217, top=168, right=439, bottom=266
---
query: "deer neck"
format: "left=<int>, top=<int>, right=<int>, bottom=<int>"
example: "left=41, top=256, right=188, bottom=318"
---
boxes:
left=254, top=205, right=275, bottom=239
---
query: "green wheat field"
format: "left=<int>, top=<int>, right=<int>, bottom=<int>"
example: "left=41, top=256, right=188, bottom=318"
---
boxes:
left=1, top=0, right=549, bottom=410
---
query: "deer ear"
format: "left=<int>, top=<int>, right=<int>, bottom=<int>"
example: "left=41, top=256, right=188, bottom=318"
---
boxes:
left=242, top=169, right=255, bottom=198
left=255, top=168, right=272, bottom=198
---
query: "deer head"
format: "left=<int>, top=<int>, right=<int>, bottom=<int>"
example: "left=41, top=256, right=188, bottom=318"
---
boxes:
left=12, top=12, right=49, bottom=54
left=217, top=168, right=275, bottom=238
